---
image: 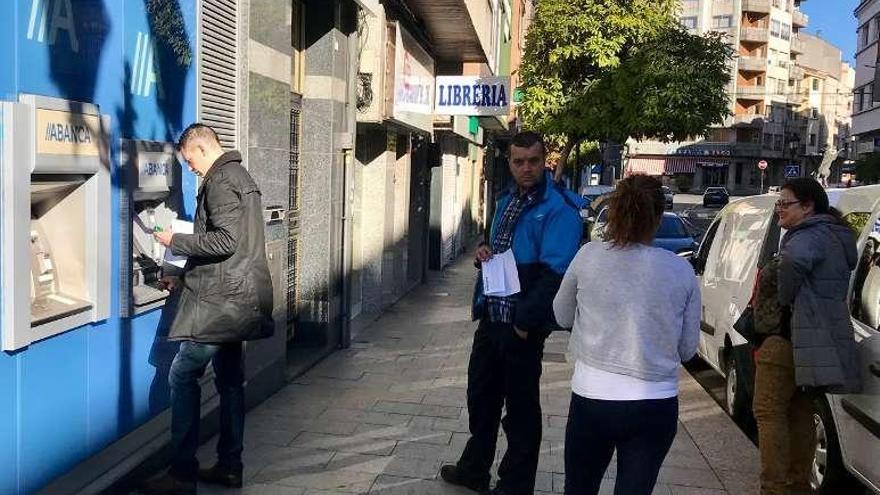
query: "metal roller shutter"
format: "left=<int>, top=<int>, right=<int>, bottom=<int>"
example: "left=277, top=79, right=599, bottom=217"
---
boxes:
left=199, top=0, right=239, bottom=149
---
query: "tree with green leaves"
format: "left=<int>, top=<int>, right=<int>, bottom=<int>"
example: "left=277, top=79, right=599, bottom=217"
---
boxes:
left=855, top=153, right=880, bottom=185
left=518, top=0, right=734, bottom=178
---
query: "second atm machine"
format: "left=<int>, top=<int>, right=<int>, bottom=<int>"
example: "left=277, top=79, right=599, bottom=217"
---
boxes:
left=120, top=139, right=182, bottom=317
left=1, top=95, right=111, bottom=351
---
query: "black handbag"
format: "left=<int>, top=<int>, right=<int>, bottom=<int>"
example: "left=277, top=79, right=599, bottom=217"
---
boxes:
left=733, top=305, right=760, bottom=345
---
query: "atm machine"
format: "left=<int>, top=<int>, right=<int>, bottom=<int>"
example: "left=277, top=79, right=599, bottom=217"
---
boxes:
left=1, top=95, right=111, bottom=351
left=120, top=140, right=181, bottom=317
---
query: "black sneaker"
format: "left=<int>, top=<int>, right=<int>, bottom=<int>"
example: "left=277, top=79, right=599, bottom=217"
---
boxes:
left=197, top=463, right=243, bottom=488
left=137, top=473, right=197, bottom=495
left=439, top=464, right=490, bottom=492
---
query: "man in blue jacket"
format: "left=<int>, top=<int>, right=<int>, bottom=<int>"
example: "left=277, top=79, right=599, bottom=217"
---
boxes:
left=440, top=131, right=582, bottom=494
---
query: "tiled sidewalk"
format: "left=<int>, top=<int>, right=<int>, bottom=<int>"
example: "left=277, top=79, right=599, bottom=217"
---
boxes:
left=197, top=254, right=759, bottom=494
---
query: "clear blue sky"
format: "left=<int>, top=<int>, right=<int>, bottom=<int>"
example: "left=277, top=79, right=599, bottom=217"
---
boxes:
left=800, top=0, right=859, bottom=63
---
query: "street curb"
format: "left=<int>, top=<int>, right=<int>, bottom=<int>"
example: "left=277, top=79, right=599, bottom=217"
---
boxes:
left=679, top=368, right=760, bottom=493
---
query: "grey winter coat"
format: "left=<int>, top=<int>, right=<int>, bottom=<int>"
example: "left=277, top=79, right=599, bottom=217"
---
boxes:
left=168, top=151, right=275, bottom=343
left=778, top=214, right=861, bottom=393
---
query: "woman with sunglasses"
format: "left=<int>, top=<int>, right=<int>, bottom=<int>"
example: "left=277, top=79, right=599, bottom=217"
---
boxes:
left=753, top=178, right=861, bottom=495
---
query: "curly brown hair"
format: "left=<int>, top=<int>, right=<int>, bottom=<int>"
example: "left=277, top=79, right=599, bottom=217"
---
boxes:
left=605, top=175, right=665, bottom=248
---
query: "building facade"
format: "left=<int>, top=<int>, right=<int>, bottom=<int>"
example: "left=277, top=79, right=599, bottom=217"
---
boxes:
left=0, top=0, right=521, bottom=492
left=853, top=0, right=880, bottom=160
left=626, top=0, right=846, bottom=193
left=794, top=33, right=855, bottom=182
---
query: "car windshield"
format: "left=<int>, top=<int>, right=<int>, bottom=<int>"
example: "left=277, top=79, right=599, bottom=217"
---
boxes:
left=655, top=216, right=689, bottom=238
left=706, top=188, right=726, bottom=194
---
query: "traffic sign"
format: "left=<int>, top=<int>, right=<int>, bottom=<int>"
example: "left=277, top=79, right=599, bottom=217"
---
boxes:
left=784, top=164, right=800, bottom=178
left=758, top=160, right=768, bottom=170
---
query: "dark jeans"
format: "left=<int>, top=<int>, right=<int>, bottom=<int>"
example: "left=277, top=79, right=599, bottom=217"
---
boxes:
left=168, top=341, right=245, bottom=480
left=457, top=319, right=546, bottom=494
left=565, top=393, right=678, bottom=495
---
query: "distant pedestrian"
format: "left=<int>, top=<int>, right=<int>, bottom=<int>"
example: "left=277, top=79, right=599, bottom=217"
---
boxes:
left=440, top=131, right=582, bottom=495
left=140, top=124, right=274, bottom=495
left=752, top=178, right=861, bottom=495
left=553, top=175, right=700, bottom=495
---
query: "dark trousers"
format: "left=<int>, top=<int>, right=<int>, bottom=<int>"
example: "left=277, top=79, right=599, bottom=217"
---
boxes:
left=457, top=319, right=546, bottom=494
left=168, top=341, right=245, bottom=480
left=565, top=393, right=678, bottom=495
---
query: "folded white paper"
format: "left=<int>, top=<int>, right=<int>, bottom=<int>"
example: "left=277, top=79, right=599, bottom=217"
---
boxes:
left=163, top=220, right=195, bottom=268
left=481, top=249, right=521, bottom=297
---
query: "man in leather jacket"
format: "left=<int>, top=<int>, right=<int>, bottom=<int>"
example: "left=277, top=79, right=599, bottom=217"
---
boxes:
left=140, top=124, right=274, bottom=495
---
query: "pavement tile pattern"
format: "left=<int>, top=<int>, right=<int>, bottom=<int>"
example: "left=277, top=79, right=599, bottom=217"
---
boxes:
left=196, top=255, right=759, bottom=494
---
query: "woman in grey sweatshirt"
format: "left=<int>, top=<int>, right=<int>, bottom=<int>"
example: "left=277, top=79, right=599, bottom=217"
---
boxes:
left=553, top=175, right=700, bottom=495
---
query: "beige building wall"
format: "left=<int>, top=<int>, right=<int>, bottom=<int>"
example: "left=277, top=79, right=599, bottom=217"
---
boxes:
left=853, top=0, right=880, bottom=155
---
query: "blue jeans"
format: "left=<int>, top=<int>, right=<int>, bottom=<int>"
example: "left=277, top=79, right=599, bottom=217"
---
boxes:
left=565, top=393, right=678, bottom=495
left=168, top=341, right=245, bottom=480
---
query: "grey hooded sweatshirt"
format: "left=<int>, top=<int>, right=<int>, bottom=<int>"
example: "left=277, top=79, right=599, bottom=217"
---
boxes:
left=778, top=214, right=862, bottom=393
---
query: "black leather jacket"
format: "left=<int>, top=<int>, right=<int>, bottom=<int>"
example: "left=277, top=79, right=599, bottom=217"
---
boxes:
left=168, top=151, right=274, bottom=342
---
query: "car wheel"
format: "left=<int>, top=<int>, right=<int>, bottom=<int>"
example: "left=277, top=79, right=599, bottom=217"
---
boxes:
left=725, top=352, right=751, bottom=424
left=812, top=395, right=860, bottom=494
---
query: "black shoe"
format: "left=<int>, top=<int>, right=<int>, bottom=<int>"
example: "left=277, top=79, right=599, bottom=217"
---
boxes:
left=198, top=463, right=243, bottom=488
left=439, top=464, right=490, bottom=492
left=137, top=473, right=197, bottom=495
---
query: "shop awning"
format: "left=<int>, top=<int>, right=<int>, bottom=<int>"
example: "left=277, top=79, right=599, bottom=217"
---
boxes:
left=665, top=157, right=699, bottom=174
left=627, top=156, right=731, bottom=176
left=626, top=157, right=665, bottom=176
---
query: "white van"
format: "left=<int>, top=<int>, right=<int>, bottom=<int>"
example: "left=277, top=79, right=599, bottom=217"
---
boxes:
left=689, top=185, right=880, bottom=494
left=818, top=201, right=880, bottom=494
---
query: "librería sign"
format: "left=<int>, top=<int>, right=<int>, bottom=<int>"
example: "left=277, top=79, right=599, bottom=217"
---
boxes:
left=435, top=76, right=511, bottom=116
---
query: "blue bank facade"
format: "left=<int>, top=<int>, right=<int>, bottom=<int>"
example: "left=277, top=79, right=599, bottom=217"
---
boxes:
left=0, top=1, right=200, bottom=493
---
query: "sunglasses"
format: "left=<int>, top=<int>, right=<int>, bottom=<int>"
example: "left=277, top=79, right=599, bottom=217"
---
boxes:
left=774, top=200, right=801, bottom=209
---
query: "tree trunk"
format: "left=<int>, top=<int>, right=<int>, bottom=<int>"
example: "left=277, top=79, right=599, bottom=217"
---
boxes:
left=554, top=137, right=578, bottom=183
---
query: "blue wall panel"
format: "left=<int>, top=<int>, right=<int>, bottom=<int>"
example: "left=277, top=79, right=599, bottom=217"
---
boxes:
left=20, top=330, right=89, bottom=494
left=0, top=354, right=20, bottom=495
left=1, top=0, right=199, bottom=493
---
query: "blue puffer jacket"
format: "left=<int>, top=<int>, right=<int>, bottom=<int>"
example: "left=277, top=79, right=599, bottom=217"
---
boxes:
left=472, top=172, right=582, bottom=333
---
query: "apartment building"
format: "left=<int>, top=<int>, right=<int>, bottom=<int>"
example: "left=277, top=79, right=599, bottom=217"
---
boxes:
left=853, top=0, right=880, bottom=158
left=795, top=34, right=855, bottom=169
left=628, top=0, right=816, bottom=192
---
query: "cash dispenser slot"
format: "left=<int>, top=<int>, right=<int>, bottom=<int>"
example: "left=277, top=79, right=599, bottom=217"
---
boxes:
left=30, top=176, right=93, bottom=326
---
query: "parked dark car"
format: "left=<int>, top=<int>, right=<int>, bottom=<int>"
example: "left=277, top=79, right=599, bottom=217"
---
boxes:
left=662, top=186, right=674, bottom=210
left=590, top=209, right=697, bottom=254
left=653, top=213, right=699, bottom=254
left=703, top=187, right=729, bottom=208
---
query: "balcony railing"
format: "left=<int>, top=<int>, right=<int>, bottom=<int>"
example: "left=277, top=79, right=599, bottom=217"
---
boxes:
left=791, top=36, right=807, bottom=54
left=732, top=114, right=765, bottom=127
left=738, top=56, right=768, bottom=72
left=740, top=27, right=770, bottom=43
left=741, top=0, right=771, bottom=14
left=732, top=142, right=763, bottom=156
left=792, top=10, right=808, bottom=28
left=736, top=85, right=766, bottom=98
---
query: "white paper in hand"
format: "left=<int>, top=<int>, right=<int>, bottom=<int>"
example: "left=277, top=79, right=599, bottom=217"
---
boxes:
left=481, top=249, right=520, bottom=297
left=163, top=220, right=195, bottom=268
